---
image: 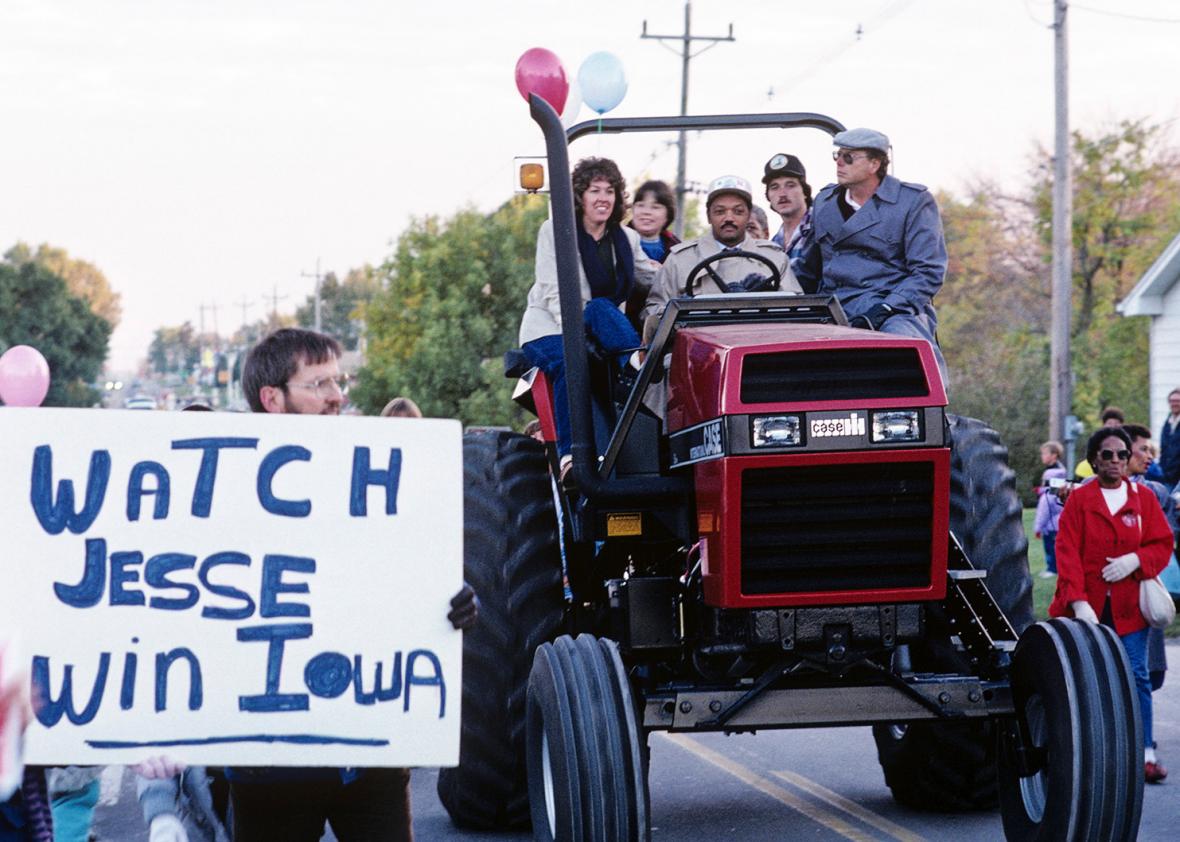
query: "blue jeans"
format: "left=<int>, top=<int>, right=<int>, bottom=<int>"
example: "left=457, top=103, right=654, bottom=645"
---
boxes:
left=1117, top=626, right=1153, bottom=749
left=1041, top=532, right=1057, bottom=574
left=522, top=299, right=641, bottom=457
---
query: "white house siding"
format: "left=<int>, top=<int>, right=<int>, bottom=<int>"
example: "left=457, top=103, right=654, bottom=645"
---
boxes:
left=1149, top=279, right=1180, bottom=434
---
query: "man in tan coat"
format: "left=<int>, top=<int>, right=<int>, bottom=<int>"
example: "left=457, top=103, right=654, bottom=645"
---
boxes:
left=642, top=175, right=801, bottom=324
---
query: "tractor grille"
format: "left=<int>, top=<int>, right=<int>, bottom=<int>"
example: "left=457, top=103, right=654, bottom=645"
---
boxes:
left=740, top=348, right=928, bottom=403
left=741, top=461, right=934, bottom=595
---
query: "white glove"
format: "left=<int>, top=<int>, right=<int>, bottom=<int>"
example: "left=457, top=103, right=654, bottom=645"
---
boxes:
left=1071, top=600, right=1099, bottom=624
left=1102, top=551, right=1140, bottom=583
left=133, top=755, right=186, bottom=780
left=149, top=814, right=188, bottom=842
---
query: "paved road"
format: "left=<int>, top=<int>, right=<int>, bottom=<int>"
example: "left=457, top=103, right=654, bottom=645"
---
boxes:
left=93, top=642, right=1180, bottom=840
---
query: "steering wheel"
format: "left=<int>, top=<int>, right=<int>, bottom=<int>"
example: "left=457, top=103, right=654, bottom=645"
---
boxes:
left=683, top=249, right=783, bottom=298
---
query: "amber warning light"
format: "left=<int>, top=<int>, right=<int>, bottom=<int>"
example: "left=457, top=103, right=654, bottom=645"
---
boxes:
left=520, top=163, right=545, bottom=192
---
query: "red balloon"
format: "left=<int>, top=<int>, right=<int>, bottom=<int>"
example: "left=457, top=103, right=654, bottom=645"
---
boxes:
left=514, top=48, right=569, bottom=114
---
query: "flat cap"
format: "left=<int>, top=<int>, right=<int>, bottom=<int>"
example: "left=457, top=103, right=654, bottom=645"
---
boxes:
left=706, top=175, right=753, bottom=208
left=833, top=127, right=890, bottom=153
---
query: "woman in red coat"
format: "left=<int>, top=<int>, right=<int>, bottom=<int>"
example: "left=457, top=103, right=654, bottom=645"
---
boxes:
left=1050, top=426, right=1174, bottom=783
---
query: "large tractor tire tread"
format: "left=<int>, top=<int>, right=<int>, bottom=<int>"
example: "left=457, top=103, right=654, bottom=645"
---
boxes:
left=947, top=414, right=1034, bottom=632
left=872, top=721, right=999, bottom=811
left=437, top=432, right=564, bottom=831
left=874, top=415, right=1033, bottom=812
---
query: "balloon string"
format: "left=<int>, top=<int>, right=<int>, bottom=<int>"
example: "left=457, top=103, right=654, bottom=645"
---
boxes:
left=597, top=116, right=602, bottom=133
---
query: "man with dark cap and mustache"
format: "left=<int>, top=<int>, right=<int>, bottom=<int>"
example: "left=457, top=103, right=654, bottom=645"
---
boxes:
left=642, top=175, right=801, bottom=324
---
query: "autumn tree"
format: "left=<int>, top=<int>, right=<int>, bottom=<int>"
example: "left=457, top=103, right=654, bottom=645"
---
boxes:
left=938, top=120, right=1180, bottom=497
left=4, top=242, right=122, bottom=327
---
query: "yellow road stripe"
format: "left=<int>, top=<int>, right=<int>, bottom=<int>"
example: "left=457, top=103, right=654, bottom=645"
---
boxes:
left=772, top=770, right=926, bottom=842
left=659, top=732, right=878, bottom=842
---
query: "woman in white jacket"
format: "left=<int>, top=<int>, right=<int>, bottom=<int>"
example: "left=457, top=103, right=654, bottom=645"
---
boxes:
left=519, top=157, right=656, bottom=482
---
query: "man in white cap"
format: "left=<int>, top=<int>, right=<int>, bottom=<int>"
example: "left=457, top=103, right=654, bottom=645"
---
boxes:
left=795, top=127, right=949, bottom=385
left=642, top=175, right=800, bottom=323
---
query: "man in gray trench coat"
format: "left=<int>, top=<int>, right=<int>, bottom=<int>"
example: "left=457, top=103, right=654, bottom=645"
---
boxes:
left=794, top=127, right=950, bottom=386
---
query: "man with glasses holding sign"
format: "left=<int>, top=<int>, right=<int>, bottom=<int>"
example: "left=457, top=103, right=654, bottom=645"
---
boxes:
left=794, top=127, right=949, bottom=385
left=225, top=327, right=479, bottom=841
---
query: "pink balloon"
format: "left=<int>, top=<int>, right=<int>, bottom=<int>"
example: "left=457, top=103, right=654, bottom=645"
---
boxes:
left=514, top=48, right=569, bottom=114
left=0, top=345, right=50, bottom=407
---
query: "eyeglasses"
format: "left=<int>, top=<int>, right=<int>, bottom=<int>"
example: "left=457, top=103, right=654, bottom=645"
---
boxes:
left=285, top=375, right=350, bottom=398
left=832, top=150, right=869, bottom=164
left=1098, top=448, right=1131, bottom=462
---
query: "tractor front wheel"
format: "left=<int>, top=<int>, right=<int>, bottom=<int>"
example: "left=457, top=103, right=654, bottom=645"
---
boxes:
left=526, top=634, right=649, bottom=842
left=998, top=618, right=1142, bottom=841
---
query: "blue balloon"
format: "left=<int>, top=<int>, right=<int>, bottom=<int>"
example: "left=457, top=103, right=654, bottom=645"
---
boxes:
left=577, top=52, right=627, bottom=115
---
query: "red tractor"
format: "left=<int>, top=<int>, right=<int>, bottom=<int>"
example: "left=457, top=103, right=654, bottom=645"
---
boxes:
left=438, top=97, right=1144, bottom=842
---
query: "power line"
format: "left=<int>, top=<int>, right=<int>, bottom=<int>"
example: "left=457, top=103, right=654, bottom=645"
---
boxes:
left=1072, top=1, right=1180, bottom=23
left=767, top=0, right=914, bottom=101
left=1023, top=0, right=1053, bottom=27
left=641, top=1, right=735, bottom=239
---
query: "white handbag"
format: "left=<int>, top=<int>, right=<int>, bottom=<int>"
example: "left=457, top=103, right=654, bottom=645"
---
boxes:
left=1140, top=576, right=1176, bottom=629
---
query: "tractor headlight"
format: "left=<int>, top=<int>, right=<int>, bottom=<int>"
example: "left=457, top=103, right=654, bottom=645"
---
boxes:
left=871, top=410, right=922, bottom=443
left=751, top=415, right=802, bottom=447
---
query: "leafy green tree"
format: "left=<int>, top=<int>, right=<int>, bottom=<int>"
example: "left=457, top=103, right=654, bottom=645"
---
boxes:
left=4, top=242, right=122, bottom=328
left=147, top=322, right=201, bottom=375
left=354, top=195, right=548, bottom=424
left=0, top=262, right=110, bottom=406
left=295, top=266, right=380, bottom=351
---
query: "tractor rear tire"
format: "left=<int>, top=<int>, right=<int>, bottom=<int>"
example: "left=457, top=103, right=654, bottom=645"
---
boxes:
left=997, top=619, right=1142, bottom=841
left=873, top=414, right=1033, bottom=812
left=526, top=635, right=649, bottom=842
left=437, top=431, right=564, bottom=831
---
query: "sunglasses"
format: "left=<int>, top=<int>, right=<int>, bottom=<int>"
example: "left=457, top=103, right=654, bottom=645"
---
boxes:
left=1098, top=448, right=1131, bottom=462
left=832, top=150, right=869, bottom=165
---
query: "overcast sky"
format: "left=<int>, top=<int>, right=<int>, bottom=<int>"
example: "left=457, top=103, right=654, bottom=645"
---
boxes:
left=3, top=0, right=1178, bottom=371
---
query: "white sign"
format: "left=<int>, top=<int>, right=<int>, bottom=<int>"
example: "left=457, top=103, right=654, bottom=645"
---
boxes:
left=0, top=408, right=463, bottom=768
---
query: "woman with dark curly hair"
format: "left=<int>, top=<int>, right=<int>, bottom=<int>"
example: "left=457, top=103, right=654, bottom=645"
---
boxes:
left=628, top=179, right=680, bottom=263
left=1050, top=425, right=1174, bottom=783
left=519, top=157, right=657, bottom=483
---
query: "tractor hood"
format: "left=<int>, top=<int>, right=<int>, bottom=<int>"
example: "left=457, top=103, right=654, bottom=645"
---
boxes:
left=665, top=322, right=948, bottom=433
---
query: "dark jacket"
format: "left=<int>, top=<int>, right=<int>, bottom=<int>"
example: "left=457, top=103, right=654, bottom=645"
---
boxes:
left=1159, top=415, right=1180, bottom=486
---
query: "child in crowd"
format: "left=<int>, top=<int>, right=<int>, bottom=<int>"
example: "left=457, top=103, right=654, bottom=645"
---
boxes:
left=1034, top=441, right=1066, bottom=578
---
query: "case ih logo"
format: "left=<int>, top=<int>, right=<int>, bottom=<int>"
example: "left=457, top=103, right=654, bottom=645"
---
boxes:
left=690, top=420, right=724, bottom=460
left=810, top=412, right=865, bottom=438
left=670, top=418, right=727, bottom=467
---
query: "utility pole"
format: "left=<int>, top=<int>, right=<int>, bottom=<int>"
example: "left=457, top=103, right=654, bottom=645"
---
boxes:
left=641, top=2, right=734, bottom=238
left=301, top=258, right=323, bottom=332
left=234, top=296, right=253, bottom=329
left=1050, top=1, right=1074, bottom=467
left=262, top=284, right=289, bottom=325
